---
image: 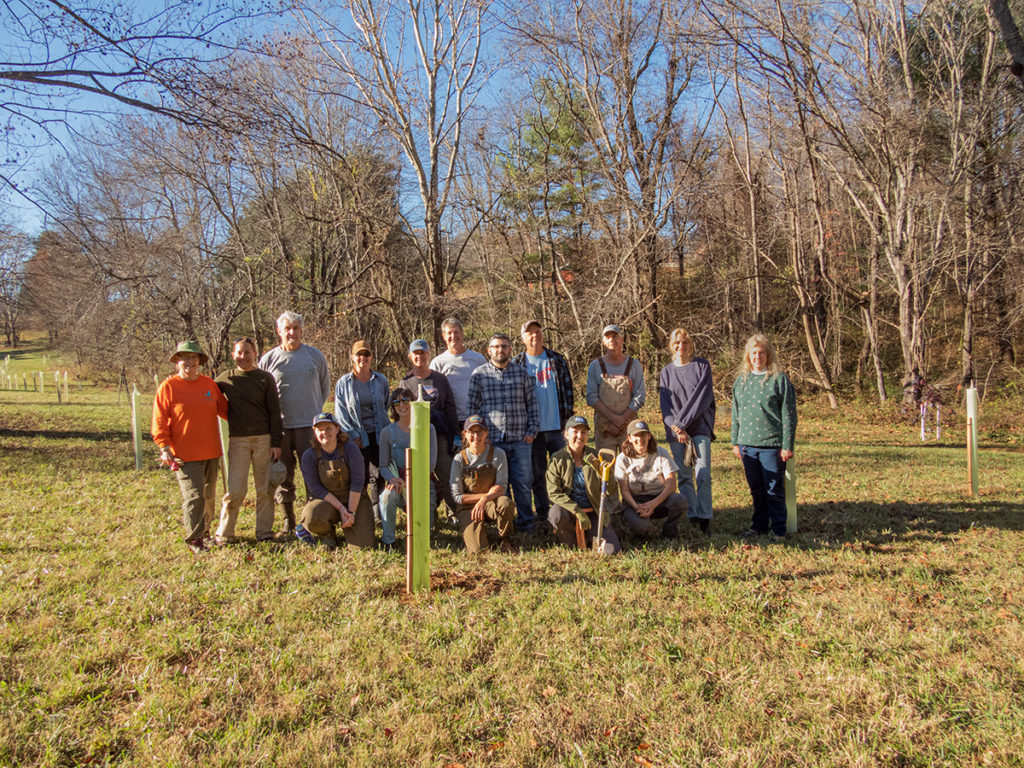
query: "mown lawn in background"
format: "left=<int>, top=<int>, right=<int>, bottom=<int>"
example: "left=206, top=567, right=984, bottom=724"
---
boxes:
left=1, top=345, right=1022, bottom=767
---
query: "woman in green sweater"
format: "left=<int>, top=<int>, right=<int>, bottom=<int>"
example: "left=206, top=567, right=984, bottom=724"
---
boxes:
left=731, top=333, right=797, bottom=539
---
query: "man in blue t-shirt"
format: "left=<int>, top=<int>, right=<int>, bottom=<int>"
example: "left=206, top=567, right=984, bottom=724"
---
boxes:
left=512, top=320, right=575, bottom=522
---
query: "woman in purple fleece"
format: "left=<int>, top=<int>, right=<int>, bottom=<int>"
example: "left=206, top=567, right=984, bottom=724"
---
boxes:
left=658, top=328, right=716, bottom=532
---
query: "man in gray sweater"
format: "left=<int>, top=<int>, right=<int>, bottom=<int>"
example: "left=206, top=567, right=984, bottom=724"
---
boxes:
left=258, top=311, right=332, bottom=537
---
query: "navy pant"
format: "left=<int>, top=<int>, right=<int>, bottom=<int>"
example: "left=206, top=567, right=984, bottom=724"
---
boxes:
left=531, top=429, right=567, bottom=519
left=493, top=440, right=534, bottom=530
left=740, top=446, right=787, bottom=536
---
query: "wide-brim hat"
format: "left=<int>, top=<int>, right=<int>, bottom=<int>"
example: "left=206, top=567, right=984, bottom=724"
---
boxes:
left=170, top=341, right=208, bottom=366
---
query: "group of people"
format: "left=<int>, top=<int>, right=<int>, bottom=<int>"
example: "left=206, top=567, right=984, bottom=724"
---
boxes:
left=151, top=312, right=796, bottom=554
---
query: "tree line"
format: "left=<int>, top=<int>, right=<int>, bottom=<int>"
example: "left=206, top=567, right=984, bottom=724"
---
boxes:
left=2, top=0, right=1022, bottom=404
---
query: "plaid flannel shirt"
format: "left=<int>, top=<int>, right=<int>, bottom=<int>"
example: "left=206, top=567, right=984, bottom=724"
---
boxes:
left=511, top=346, right=575, bottom=430
left=466, top=360, right=539, bottom=443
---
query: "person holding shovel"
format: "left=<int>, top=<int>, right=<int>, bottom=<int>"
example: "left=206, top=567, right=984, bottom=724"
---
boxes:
left=152, top=341, right=228, bottom=553
left=546, top=415, right=621, bottom=554
left=586, top=325, right=646, bottom=452
left=614, top=420, right=686, bottom=540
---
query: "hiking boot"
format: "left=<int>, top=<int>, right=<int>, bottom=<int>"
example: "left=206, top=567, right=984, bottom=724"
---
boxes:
left=741, top=528, right=763, bottom=539
left=498, top=539, right=518, bottom=555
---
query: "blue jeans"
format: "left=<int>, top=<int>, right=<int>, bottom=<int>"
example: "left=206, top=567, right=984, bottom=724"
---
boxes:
left=531, top=429, right=567, bottom=519
left=739, top=446, right=787, bottom=535
left=379, top=483, right=437, bottom=545
left=669, top=435, right=713, bottom=520
left=494, top=440, right=534, bottom=530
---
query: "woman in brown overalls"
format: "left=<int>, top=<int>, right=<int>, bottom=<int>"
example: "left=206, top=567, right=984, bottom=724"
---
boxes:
left=296, top=412, right=375, bottom=549
left=449, top=415, right=516, bottom=554
left=586, top=325, right=647, bottom=452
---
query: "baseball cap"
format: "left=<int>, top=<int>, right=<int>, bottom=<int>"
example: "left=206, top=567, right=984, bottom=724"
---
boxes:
left=312, top=412, right=341, bottom=428
left=408, top=339, right=430, bottom=353
left=602, top=324, right=623, bottom=337
left=520, top=319, right=542, bottom=334
left=566, top=415, right=590, bottom=430
left=626, top=419, right=651, bottom=436
left=463, top=415, right=487, bottom=431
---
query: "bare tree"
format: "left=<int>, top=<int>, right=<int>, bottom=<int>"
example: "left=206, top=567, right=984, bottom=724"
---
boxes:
left=289, top=0, right=490, bottom=344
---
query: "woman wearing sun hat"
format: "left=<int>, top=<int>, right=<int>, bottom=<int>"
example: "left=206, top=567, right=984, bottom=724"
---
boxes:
left=152, top=341, right=228, bottom=553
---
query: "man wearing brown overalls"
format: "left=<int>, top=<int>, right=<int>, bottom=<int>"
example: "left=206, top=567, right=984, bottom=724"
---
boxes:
left=585, top=325, right=647, bottom=452
left=449, top=415, right=516, bottom=554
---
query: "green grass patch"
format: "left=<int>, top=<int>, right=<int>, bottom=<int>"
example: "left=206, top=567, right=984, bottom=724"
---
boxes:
left=1, top=346, right=1022, bottom=766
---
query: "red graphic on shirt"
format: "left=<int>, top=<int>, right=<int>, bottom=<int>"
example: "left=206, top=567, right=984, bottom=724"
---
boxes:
left=536, top=366, right=553, bottom=384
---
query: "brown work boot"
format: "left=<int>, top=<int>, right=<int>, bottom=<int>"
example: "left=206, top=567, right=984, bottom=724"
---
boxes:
left=274, top=503, right=296, bottom=540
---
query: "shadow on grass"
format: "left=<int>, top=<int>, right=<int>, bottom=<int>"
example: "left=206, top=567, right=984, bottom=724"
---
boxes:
left=710, top=498, right=1024, bottom=550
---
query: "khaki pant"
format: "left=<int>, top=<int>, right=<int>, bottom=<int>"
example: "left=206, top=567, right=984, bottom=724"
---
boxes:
left=216, top=434, right=273, bottom=540
left=175, top=458, right=219, bottom=543
left=456, top=496, right=515, bottom=554
left=299, top=491, right=376, bottom=549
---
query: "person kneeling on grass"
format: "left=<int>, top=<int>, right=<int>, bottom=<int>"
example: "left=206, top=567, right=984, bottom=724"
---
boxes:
left=546, top=415, right=622, bottom=554
left=449, top=415, right=516, bottom=554
left=378, top=387, right=438, bottom=553
left=296, top=412, right=375, bottom=549
left=614, top=420, right=686, bottom=540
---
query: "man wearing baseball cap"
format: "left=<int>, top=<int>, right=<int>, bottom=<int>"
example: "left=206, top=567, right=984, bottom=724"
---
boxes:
left=449, top=415, right=516, bottom=553
left=399, top=339, right=459, bottom=515
left=586, top=324, right=646, bottom=452
left=512, top=320, right=575, bottom=523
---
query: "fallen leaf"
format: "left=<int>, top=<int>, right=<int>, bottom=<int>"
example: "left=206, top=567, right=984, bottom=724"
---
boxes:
left=542, top=685, right=556, bottom=698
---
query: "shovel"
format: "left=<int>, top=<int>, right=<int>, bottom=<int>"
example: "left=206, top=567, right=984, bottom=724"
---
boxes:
left=592, top=448, right=617, bottom=555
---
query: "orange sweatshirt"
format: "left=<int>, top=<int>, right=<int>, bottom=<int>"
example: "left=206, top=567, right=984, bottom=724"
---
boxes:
left=152, top=375, right=229, bottom=462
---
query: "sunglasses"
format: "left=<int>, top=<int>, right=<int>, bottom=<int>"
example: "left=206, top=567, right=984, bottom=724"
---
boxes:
left=355, top=351, right=372, bottom=358
left=394, top=396, right=413, bottom=404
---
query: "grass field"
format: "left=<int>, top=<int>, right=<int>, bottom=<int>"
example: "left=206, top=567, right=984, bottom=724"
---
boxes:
left=1, top=342, right=1023, bottom=767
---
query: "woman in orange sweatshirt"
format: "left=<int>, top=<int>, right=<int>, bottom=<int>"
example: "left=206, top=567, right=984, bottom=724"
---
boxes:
left=152, top=341, right=228, bottom=552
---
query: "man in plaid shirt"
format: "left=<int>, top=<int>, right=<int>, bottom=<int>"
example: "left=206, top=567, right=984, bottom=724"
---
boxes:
left=467, top=333, right=540, bottom=531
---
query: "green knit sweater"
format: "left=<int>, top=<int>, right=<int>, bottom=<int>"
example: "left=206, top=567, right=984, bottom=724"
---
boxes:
left=730, top=372, right=797, bottom=451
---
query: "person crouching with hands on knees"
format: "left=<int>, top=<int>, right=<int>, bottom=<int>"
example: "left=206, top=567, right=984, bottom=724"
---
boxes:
left=450, top=415, right=516, bottom=554
left=296, top=412, right=376, bottom=549
left=615, top=420, right=686, bottom=540
left=546, top=415, right=622, bottom=554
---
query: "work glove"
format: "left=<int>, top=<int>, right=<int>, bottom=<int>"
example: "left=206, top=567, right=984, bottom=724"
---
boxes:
left=575, top=510, right=591, bottom=531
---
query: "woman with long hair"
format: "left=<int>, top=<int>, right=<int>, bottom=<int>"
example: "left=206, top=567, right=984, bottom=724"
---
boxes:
left=731, top=333, right=797, bottom=539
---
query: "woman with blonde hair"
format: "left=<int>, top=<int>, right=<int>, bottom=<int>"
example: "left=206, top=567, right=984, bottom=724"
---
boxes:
left=731, top=333, right=797, bottom=539
left=658, top=327, right=716, bottom=532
